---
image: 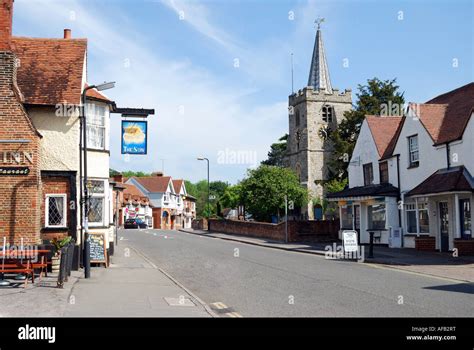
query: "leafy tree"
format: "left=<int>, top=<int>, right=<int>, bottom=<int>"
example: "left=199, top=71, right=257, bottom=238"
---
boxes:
left=220, top=185, right=242, bottom=209
left=324, top=178, right=348, bottom=194
left=328, top=78, right=405, bottom=181
left=239, top=165, right=308, bottom=222
left=109, top=168, right=120, bottom=177
left=116, top=170, right=151, bottom=178
left=261, top=134, right=288, bottom=167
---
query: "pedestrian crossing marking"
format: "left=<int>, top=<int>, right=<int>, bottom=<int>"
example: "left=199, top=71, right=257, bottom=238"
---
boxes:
left=226, top=312, right=243, bottom=318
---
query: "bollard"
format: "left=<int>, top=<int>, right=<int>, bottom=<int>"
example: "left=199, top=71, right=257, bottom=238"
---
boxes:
left=368, top=231, right=375, bottom=259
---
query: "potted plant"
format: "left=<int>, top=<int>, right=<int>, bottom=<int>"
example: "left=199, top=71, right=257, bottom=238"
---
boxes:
left=50, top=236, right=72, bottom=273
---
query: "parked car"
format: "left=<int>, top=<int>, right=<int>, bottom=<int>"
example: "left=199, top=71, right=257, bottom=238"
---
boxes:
left=124, top=218, right=148, bottom=229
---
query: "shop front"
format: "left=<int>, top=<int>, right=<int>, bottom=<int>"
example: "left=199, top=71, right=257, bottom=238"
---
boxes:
left=327, top=184, right=401, bottom=246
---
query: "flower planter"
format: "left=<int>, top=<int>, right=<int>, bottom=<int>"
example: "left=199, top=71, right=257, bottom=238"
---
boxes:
left=51, top=253, right=60, bottom=274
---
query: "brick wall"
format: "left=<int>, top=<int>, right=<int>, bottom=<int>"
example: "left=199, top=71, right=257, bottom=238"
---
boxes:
left=0, top=50, right=42, bottom=245
left=192, top=218, right=207, bottom=230
left=454, top=239, right=474, bottom=256
left=40, top=176, right=71, bottom=242
left=208, top=219, right=339, bottom=243
left=415, top=236, right=436, bottom=251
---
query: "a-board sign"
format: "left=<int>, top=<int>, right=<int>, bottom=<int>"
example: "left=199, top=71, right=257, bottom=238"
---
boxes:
left=342, top=230, right=359, bottom=253
left=89, top=232, right=107, bottom=266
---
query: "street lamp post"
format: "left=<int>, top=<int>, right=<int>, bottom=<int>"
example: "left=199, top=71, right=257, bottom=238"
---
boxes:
left=81, top=82, right=115, bottom=278
left=197, top=157, right=210, bottom=230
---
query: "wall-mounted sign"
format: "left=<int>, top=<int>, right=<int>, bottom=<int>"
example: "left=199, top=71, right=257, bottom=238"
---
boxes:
left=0, top=151, right=33, bottom=164
left=0, top=167, right=30, bottom=176
left=121, top=121, right=147, bottom=155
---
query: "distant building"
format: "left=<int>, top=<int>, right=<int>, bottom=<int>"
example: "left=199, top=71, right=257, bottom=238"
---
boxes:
left=125, top=172, right=193, bottom=230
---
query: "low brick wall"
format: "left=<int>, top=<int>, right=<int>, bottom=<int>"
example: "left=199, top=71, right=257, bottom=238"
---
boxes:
left=192, top=218, right=208, bottom=230
left=208, top=219, right=339, bottom=243
left=415, top=236, right=436, bottom=251
left=454, top=239, right=474, bottom=256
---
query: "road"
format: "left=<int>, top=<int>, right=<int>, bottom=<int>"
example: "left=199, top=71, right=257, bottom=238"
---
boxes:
left=119, top=229, right=474, bottom=317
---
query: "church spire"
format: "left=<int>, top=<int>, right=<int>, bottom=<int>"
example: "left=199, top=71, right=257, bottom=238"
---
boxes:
left=307, top=18, right=333, bottom=94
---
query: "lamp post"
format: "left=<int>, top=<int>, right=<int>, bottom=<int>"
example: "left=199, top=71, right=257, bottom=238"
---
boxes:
left=197, top=157, right=210, bottom=230
left=82, top=82, right=115, bottom=278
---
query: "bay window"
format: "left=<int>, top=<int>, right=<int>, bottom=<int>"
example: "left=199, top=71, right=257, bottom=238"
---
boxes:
left=406, top=202, right=429, bottom=234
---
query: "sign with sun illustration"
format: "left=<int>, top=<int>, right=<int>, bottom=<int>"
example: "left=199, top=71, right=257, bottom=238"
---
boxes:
left=121, top=120, right=148, bottom=155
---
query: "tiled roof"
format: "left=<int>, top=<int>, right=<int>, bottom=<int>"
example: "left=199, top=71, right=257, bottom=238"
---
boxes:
left=123, top=183, right=145, bottom=197
left=133, top=176, right=172, bottom=193
left=365, top=116, right=404, bottom=159
left=12, top=37, right=87, bottom=106
left=85, top=84, right=112, bottom=103
left=407, top=166, right=474, bottom=197
left=421, top=82, right=474, bottom=145
left=172, top=179, right=184, bottom=193
left=327, top=183, right=399, bottom=199
left=410, top=103, right=449, bottom=143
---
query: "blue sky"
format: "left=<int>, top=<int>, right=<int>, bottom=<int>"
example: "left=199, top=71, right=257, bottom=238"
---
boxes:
left=13, top=0, right=473, bottom=183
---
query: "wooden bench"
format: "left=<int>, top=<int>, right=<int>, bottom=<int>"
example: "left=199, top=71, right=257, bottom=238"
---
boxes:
left=0, top=263, right=34, bottom=288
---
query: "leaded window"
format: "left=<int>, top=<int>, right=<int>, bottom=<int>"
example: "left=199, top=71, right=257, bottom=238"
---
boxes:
left=46, top=194, right=67, bottom=227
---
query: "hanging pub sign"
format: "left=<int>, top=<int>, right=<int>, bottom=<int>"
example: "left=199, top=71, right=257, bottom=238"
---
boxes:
left=121, top=120, right=148, bottom=155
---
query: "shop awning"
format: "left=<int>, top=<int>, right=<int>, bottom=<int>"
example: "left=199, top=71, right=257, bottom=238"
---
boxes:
left=407, top=166, right=474, bottom=197
left=327, top=183, right=399, bottom=201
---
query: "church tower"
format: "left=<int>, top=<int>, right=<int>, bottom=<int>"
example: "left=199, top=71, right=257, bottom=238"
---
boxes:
left=287, top=20, right=352, bottom=220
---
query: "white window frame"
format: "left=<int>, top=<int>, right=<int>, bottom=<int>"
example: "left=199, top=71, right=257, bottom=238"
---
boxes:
left=86, top=103, right=107, bottom=150
left=88, top=179, right=106, bottom=227
left=45, top=194, right=67, bottom=228
left=408, top=135, right=419, bottom=167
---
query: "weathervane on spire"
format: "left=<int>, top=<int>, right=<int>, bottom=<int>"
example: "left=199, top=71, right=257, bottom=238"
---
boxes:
left=315, top=17, right=325, bottom=30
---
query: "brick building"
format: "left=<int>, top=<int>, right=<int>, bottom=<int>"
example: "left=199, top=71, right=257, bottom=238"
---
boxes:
left=0, top=0, right=117, bottom=267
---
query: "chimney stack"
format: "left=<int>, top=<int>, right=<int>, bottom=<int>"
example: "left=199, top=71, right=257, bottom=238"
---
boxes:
left=63, top=28, right=71, bottom=39
left=113, top=174, right=124, bottom=183
left=151, top=171, right=163, bottom=177
left=0, top=0, right=14, bottom=51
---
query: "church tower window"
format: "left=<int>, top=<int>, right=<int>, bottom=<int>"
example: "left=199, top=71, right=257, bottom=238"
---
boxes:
left=322, top=105, right=333, bottom=122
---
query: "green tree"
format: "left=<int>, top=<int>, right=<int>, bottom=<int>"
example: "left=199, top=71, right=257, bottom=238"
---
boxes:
left=239, top=165, right=308, bottom=222
left=121, top=170, right=151, bottom=178
left=220, top=185, right=242, bottom=209
left=328, top=78, right=405, bottom=181
left=261, top=134, right=288, bottom=167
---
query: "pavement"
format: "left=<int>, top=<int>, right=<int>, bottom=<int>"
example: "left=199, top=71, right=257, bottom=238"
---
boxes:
left=0, top=241, right=214, bottom=317
left=180, top=228, right=474, bottom=283
left=125, top=228, right=474, bottom=317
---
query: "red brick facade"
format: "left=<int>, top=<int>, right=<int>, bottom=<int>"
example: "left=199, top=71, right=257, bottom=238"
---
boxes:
left=0, top=47, right=42, bottom=245
left=415, top=236, right=436, bottom=251
left=453, top=239, right=474, bottom=256
left=208, top=219, right=340, bottom=243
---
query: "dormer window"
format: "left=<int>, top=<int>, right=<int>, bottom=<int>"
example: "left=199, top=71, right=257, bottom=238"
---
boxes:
left=322, top=105, right=334, bottom=122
